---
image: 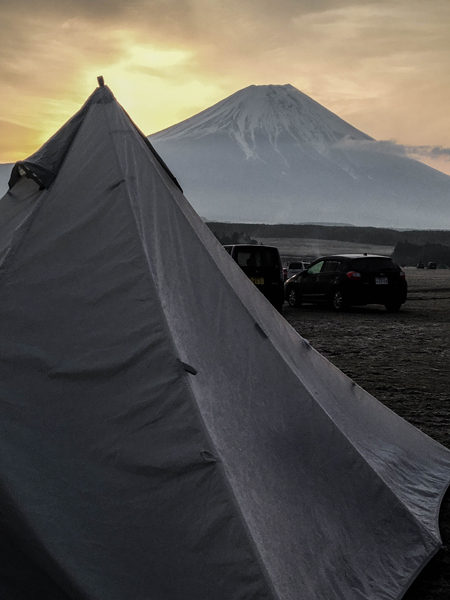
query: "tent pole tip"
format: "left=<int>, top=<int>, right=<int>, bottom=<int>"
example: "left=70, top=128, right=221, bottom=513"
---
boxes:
left=97, top=75, right=105, bottom=87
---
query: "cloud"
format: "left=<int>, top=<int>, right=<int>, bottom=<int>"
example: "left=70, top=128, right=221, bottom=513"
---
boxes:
left=0, top=119, right=41, bottom=161
left=406, top=145, right=450, bottom=162
left=0, top=0, right=450, bottom=164
left=332, top=137, right=450, bottom=178
left=335, top=137, right=450, bottom=157
left=2, top=2, right=449, bottom=90
left=423, top=146, right=450, bottom=158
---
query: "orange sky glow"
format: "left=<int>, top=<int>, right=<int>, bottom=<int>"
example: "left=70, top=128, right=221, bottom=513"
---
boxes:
left=1, top=0, right=450, bottom=176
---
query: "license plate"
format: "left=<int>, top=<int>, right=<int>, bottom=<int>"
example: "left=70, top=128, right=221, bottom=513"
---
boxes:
left=375, top=277, right=388, bottom=285
left=251, top=277, right=264, bottom=285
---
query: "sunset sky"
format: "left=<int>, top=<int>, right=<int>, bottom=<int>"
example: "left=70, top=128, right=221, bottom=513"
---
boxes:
left=1, top=0, right=450, bottom=174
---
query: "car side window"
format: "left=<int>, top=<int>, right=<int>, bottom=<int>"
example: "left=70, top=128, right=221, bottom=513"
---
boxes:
left=322, top=260, right=341, bottom=272
left=307, top=260, right=324, bottom=275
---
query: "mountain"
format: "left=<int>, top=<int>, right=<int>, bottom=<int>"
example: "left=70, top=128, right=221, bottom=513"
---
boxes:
left=0, top=163, right=12, bottom=196
left=150, top=84, right=450, bottom=229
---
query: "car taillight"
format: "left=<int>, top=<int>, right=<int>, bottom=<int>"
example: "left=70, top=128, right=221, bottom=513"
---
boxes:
left=399, top=270, right=405, bottom=278
left=346, top=271, right=361, bottom=280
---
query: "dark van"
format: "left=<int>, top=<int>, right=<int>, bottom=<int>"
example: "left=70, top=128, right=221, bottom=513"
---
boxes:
left=224, top=244, right=284, bottom=312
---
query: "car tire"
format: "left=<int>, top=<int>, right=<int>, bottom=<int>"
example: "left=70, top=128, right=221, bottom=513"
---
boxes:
left=287, top=288, right=301, bottom=307
left=331, top=288, right=347, bottom=311
left=385, top=302, right=402, bottom=312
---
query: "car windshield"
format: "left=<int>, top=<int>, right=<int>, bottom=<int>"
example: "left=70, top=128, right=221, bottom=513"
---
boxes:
left=235, top=248, right=279, bottom=268
left=349, top=257, right=397, bottom=272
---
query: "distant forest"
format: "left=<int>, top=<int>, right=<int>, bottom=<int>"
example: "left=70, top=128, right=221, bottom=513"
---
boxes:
left=392, top=242, right=450, bottom=267
left=207, top=222, right=450, bottom=266
left=212, top=230, right=258, bottom=246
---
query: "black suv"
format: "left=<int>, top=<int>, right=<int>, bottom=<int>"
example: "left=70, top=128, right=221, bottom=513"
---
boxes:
left=224, top=244, right=284, bottom=311
left=284, top=254, right=407, bottom=311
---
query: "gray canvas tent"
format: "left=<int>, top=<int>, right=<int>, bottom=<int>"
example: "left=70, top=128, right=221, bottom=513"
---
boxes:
left=0, top=83, right=449, bottom=600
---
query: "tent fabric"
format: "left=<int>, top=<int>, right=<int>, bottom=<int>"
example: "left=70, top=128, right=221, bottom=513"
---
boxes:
left=8, top=87, right=182, bottom=193
left=0, top=84, right=449, bottom=600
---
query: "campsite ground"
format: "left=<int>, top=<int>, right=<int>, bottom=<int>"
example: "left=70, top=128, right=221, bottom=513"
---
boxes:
left=284, top=267, right=450, bottom=600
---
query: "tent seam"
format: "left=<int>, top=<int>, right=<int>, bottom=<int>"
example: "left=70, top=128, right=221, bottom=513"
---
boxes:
left=100, top=103, right=281, bottom=600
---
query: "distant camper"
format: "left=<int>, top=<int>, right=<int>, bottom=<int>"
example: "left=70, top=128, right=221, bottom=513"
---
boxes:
left=224, top=244, right=284, bottom=312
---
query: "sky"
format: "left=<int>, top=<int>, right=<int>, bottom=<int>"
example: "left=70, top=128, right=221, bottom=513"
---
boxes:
left=1, top=0, right=450, bottom=175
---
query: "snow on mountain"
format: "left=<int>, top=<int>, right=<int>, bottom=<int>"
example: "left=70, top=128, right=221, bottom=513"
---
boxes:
left=0, top=163, right=12, bottom=197
left=150, top=84, right=450, bottom=229
left=153, top=84, right=371, bottom=157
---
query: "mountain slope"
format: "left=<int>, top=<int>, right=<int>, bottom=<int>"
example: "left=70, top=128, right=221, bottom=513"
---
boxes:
left=153, top=84, right=372, bottom=152
left=150, top=84, right=450, bottom=229
left=0, top=163, right=12, bottom=196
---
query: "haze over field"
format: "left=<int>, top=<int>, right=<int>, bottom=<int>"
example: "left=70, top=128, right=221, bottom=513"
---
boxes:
left=151, top=84, right=450, bottom=229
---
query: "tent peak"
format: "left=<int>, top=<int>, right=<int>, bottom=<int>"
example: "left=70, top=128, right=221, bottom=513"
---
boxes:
left=8, top=85, right=114, bottom=190
left=8, top=82, right=182, bottom=193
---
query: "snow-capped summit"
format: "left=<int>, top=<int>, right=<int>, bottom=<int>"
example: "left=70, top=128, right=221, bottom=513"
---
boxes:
left=153, top=84, right=371, bottom=159
left=151, top=84, right=450, bottom=228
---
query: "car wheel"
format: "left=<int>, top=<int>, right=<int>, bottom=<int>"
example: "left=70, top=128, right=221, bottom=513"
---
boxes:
left=287, top=288, right=301, bottom=307
left=385, top=302, right=402, bottom=312
left=331, top=288, right=347, bottom=311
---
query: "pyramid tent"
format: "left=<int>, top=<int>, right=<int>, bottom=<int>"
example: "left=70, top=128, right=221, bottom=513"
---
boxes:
left=0, top=82, right=449, bottom=600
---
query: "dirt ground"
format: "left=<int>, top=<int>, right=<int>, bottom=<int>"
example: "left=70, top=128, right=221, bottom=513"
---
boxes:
left=284, top=267, right=450, bottom=600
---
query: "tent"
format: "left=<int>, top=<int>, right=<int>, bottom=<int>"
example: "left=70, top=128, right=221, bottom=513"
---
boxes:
left=0, top=81, right=449, bottom=600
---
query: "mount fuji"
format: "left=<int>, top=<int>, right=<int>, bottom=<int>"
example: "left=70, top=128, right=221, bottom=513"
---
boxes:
left=0, top=163, right=12, bottom=195
left=150, top=84, right=450, bottom=229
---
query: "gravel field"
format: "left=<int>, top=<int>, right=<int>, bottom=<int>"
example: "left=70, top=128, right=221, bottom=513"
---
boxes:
left=284, top=267, right=450, bottom=600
